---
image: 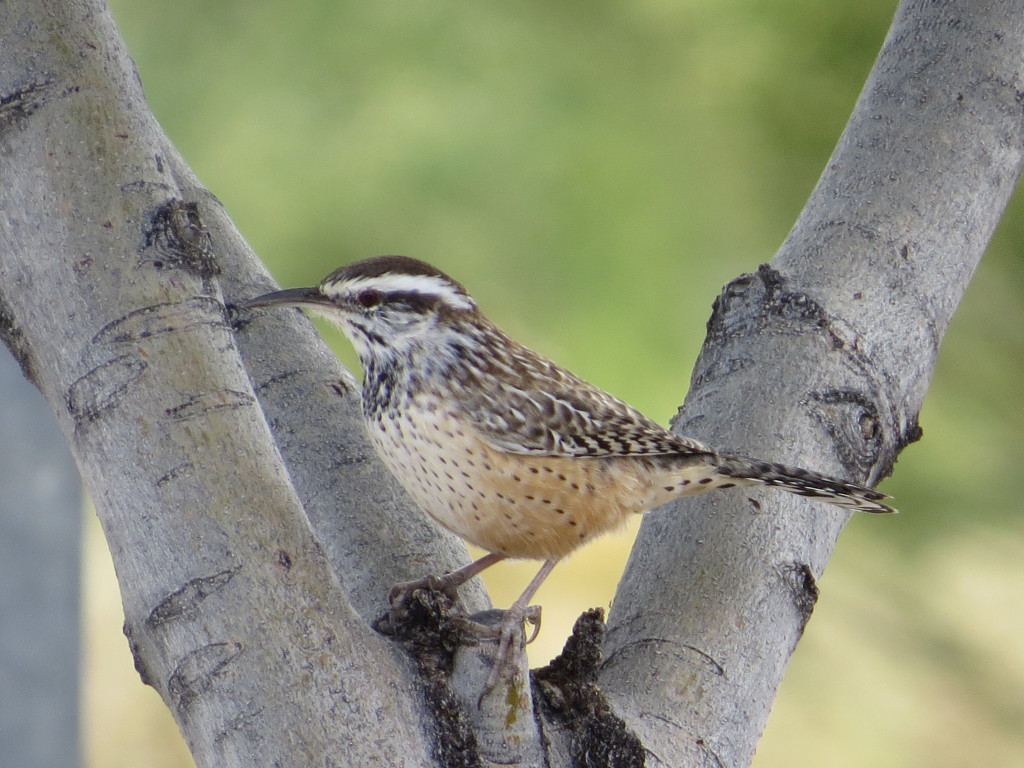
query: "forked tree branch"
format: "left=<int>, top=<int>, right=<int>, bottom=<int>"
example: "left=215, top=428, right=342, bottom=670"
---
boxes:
left=1, top=1, right=1021, bottom=767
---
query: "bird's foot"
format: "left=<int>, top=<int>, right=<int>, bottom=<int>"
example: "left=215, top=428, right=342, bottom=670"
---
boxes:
left=388, top=552, right=507, bottom=611
left=373, top=577, right=463, bottom=640
left=388, top=574, right=462, bottom=608
left=465, top=603, right=542, bottom=702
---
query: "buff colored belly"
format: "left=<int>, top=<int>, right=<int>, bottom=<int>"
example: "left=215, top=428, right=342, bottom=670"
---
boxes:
left=368, top=407, right=652, bottom=560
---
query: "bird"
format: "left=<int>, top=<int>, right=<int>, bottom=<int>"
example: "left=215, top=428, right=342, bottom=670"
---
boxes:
left=245, top=255, right=894, bottom=689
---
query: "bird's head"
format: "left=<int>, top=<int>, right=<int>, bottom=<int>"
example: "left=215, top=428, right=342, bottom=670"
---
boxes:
left=245, top=255, right=478, bottom=363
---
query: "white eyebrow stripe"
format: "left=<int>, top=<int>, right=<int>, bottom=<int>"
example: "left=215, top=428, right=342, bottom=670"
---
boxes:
left=324, top=273, right=476, bottom=311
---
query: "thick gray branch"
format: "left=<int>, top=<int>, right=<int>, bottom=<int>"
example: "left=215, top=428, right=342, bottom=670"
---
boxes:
left=2, top=0, right=1021, bottom=767
left=604, top=2, right=1024, bottom=766
left=0, top=0, right=469, bottom=765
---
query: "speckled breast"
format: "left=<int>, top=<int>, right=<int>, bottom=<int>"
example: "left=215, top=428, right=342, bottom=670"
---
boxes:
left=365, top=396, right=655, bottom=561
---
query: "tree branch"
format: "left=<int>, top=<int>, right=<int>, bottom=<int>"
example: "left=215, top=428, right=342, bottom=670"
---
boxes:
left=2, top=0, right=1021, bottom=766
left=604, top=1, right=1024, bottom=765
left=0, top=0, right=455, bottom=764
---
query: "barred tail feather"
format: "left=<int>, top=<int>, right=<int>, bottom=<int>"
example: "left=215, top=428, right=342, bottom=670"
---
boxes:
left=715, top=455, right=896, bottom=514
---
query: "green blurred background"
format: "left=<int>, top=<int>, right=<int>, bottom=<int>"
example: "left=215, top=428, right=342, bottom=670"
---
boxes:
left=85, top=1, right=1024, bottom=765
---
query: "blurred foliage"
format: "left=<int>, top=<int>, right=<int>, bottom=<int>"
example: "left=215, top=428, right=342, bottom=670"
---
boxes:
left=85, top=0, right=1023, bottom=766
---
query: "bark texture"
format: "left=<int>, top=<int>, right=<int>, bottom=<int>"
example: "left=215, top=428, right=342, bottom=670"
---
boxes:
left=604, top=2, right=1024, bottom=765
left=1, top=0, right=1021, bottom=766
left=0, top=1, right=465, bottom=766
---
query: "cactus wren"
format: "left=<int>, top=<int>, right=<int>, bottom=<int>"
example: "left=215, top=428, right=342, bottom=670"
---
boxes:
left=246, top=255, right=893, bottom=683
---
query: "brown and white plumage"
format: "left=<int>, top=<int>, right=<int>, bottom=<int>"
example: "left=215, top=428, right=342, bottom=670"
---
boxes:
left=246, top=255, right=893, bottom=689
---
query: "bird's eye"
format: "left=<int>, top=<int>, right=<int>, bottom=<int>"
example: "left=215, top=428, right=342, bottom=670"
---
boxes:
left=356, top=289, right=381, bottom=308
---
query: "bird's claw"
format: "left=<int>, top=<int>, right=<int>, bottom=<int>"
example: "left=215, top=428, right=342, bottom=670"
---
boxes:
left=523, top=605, right=542, bottom=644
left=456, top=604, right=542, bottom=640
left=479, top=603, right=542, bottom=700
left=388, top=575, right=459, bottom=607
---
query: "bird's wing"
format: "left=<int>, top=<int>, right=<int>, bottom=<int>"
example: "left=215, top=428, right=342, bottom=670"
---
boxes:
left=459, top=358, right=712, bottom=458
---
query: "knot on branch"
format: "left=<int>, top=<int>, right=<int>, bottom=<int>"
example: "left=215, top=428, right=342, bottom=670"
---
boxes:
left=0, top=76, right=56, bottom=133
left=695, top=265, right=906, bottom=481
left=805, top=388, right=885, bottom=476
left=777, top=561, right=820, bottom=636
left=534, top=609, right=646, bottom=768
left=141, top=199, right=220, bottom=279
left=373, top=587, right=482, bottom=768
left=707, top=264, right=841, bottom=347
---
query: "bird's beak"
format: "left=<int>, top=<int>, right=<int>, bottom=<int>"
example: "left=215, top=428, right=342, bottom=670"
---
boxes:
left=244, top=287, right=333, bottom=310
